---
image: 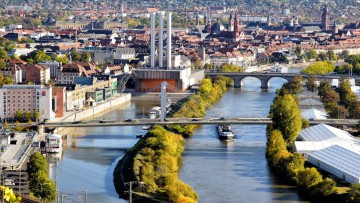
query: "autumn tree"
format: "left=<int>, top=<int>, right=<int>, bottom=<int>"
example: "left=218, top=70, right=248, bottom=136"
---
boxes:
left=269, top=94, right=302, bottom=142
left=310, top=178, right=336, bottom=198
left=295, top=167, right=323, bottom=189
left=302, top=61, right=335, bottom=75
left=305, top=75, right=317, bottom=92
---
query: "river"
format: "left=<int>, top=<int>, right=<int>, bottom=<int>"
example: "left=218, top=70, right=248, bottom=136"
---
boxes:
left=52, top=75, right=308, bottom=203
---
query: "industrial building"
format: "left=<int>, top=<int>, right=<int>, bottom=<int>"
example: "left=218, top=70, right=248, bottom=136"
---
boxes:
left=294, top=123, right=360, bottom=184
left=133, top=11, right=204, bottom=92
left=307, top=145, right=360, bottom=184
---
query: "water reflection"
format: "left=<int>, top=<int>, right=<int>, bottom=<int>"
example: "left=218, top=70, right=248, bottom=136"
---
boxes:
left=179, top=77, right=308, bottom=203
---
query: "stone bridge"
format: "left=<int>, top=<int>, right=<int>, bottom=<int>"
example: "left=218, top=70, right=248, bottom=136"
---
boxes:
left=205, top=72, right=355, bottom=89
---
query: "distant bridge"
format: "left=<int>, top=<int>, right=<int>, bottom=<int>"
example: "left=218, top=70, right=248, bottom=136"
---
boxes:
left=39, top=117, right=359, bottom=128
left=205, top=72, right=357, bottom=89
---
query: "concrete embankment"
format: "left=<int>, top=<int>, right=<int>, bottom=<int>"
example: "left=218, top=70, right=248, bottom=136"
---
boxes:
left=53, top=93, right=131, bottom=133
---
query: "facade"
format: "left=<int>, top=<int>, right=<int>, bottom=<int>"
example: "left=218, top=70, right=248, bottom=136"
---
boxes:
left=58, top=63, right=98, bottom=84
left=38, top=61, right=61, bottom=80
left=0, top=85, right=55, bottom=121
left=52, top=86, right=66, bottom=118
left=65, top=78, right=117, bottom=111
left=133, top=67, right=204, bottom=92
left=1, top=65, right=22, bottom=83
left=20, top=65, right=51, bottom=85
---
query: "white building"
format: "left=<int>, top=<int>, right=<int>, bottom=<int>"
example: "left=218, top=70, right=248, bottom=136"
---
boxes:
left=38, top=61, right=61, bottom=80
left=0, top=85, right=55, bottom=121
left=307, top=145, right=360, bottom=184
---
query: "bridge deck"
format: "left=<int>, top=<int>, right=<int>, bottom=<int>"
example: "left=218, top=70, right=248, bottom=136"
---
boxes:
left=39, top=118, right=359, bottom=128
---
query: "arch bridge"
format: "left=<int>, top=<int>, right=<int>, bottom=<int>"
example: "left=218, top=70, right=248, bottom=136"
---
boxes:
left=205, top=72, right=354, bottom=89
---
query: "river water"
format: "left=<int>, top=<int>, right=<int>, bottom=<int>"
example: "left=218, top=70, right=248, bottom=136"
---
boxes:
left=52, top=75, right=308, bottom=203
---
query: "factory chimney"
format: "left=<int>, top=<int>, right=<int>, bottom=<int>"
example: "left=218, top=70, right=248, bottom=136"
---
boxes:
left=150, top=12, right=156, bottom=68
left=166, top=12, right=172, bottom=68
left=159, top=12, right=164, bottom=68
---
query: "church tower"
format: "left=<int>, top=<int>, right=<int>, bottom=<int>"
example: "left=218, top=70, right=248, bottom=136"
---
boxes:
left=233, top=11, right=240, bottom=41
left=321, top=4, right=330, bottom=30
left=229, top=12, right=234, bottom=31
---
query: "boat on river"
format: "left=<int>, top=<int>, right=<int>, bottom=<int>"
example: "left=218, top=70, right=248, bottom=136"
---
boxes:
left=217, top=125, right=235, bottom=141
left=45, top=133, right=62, bottom=153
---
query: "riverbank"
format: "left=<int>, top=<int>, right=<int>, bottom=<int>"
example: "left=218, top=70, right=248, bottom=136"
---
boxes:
left=53, top=93, right=131, bottom=134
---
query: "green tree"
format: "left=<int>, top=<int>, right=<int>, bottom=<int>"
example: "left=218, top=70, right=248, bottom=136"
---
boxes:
left=310, top=178, right=336, bottom=198
left=305, top=49, right=318, bottom=60
left=10, top=53, right=19, bottom=60
left=56, top=55, right=68, bottom=64
left=70, top=50, right=81, bottom=62
left=302, top=61, right=335, bottom=75
left=24, top=110, right=32, bottom=121
left=33, top=109, right=40, bottom=121
left=294, top=46, right=302, bottom=56
left=296, top=167, right=323, bottom=189
left=340, top=50, right=349, bottom=58
left=327, top=49, right=335, bottom=60
left=21, top=50, right=51, bottom=64
left=18, top=37, right=35, bottom=43
left=27, top=152, right=57, bottom=201
left=4, top=121, right=9, bottom=129
left=318, top=81, right=331, bottom=98
left=14, top=110, right=23, bottom=122
left=338, top=79, right=357, bottom=109
left=267, top=129, right=287, bottom=156
left=318, top=52, right=328, bottom=61
left=284, top=153, right=305, bottom=176
left=219, top=63, right=244, bottom=72
left=4, top=76, right=13, bottom=84
left=80, top=52, right=91, bottom=62
left=0, top=59, right=6, bottom=69
left=270, top=94, right=302, bottom=142
left=0, top=48, right=7, bottom=59
left=305, top=75, right=317, bottom=92
left=349, top=184, right=360, bottom=203
left=0, top=73, right=4, bottom=86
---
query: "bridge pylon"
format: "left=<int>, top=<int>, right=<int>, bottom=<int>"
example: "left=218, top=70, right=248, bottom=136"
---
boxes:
left=160, top=81, right=167, bottom=122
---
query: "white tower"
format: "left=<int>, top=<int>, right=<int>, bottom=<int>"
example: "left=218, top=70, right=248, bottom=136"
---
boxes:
left=150, top=12, right=156, bottom=68
left=290, top=18, right=294, bottom=27
left=166, top=12, right=172, bottom=68
left=159, top=12, right=164, bottom=68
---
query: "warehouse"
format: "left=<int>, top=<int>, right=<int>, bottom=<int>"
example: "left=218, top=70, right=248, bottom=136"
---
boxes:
left=297, top=124, right=356, bottom=142
left=307, top=145, right=360, bottom=184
